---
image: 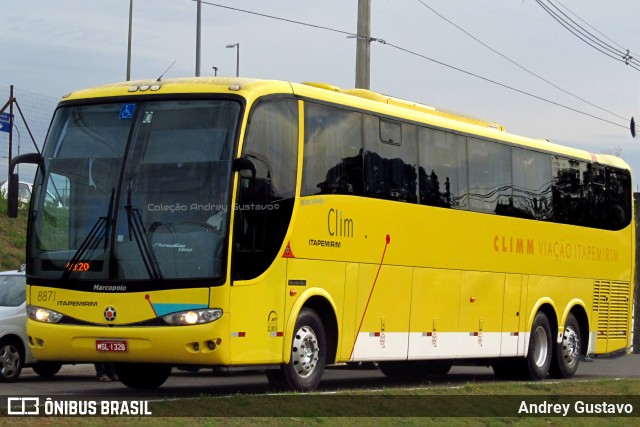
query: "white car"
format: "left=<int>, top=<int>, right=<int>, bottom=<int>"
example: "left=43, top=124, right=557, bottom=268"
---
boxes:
left=0, top=180, right=32, bottom=204
left=0, top=180, right=64, bottom=208
left=0, top=268, right=62, bottom=381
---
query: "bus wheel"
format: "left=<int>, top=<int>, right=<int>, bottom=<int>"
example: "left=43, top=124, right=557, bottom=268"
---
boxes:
left=114, top=363, right=172, bottom=389
left=522, top=311, right=553, bottom=380
left=279, top=308, right=326, bottom=392
left=32, top=362, right=62, bottom=378
left=549, top=313, right=581, bottom=379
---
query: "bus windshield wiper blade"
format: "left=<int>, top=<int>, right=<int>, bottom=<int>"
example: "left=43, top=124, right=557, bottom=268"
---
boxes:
left=61, top=189, right=115, bottom=281
left=125, top=185, right=163, bottom=280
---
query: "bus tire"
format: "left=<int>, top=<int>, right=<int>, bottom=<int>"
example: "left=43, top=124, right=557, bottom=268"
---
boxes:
left=114, top=363, right=172, bottom=389
left=279, top=308, right=326, bottom=391
left=522, top=311, right=553, bottom=380
left=32, top=362, right=62, bottom=378
left=549, top=313, right=581, bottom=379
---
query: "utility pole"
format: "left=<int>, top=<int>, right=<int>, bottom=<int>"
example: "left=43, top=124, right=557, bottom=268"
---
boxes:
left=126, top=0, right=133, bottom=80
left=195, top=0, right=202, bottom=77
left=8, top=85, right=13, bottom=164
left=355, top=0, right=371, bottom=89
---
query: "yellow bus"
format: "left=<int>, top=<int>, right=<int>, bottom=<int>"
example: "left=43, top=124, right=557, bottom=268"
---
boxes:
left=7, top=78, right=634, bottom=390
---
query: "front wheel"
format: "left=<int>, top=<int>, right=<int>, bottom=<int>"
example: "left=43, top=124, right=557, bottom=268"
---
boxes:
left=32, top=362, right=62, bottom=378
left=549, top=313, right=581, bottom=379
left=268, top=308, right=326, bottom=392
left=114, top=363, right=172, bottom=389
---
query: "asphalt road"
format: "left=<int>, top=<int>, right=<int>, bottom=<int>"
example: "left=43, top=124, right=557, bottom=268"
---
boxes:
left=6, top=353, right=640, bottom=397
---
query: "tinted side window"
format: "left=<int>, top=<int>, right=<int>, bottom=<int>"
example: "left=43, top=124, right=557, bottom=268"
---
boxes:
left=302, top=103, right=363, bottom=196
left=418, top=128, right=468, bottom=209
left=363, top=115, right=418, bottom=203
left=605, top=167, right=631, bottom=230
left=243, top=99, right=298, bottom=200
left=233, top=98, right=298, bottom=280
left=468, top=138, right=512, bottom=214
left=552, top=157, right=589, bottom=226
left=512, top=149, right=552, bottom=220
left=551, top=158, right=632, bottom=230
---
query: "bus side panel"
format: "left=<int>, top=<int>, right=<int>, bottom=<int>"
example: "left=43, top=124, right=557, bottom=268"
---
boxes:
left=351, top=265, right=412, bottom=361
left=457, top=271, right=505, bottom=358
left=408, top=268, right=461, bottom=359
left=228, top=260, right=288, bottom=364
left=500, top=274, right=523, bottom=356
left=339, top=262, right=360, bottom=362
left=526, top=275, right=591, bottom=346
left=284, top=257, right=346, bottom=358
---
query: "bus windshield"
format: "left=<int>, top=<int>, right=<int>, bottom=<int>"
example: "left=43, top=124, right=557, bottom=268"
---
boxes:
left=29, top=98, right=241, bottom=283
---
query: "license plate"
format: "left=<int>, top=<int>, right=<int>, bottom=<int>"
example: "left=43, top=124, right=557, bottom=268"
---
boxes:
left=96, top=339, right=128, bottom=352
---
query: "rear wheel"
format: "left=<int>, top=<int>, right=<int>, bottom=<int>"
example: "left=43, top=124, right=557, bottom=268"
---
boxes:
left=0, top=337, right=23, bottom=382
left=522, top=311, right=553, bottom=380
left=32, top=362, right=62, bottom=378
left=268, top=308, right=326, bottom=391
left=549, top=313, right=581, bottom=379
left=114, top=363, right=172, bottom=389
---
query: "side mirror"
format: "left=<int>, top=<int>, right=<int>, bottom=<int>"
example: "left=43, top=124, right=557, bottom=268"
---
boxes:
left=7, top=173, right=19, bottom=218
left=232, top=157, right=256, bottom=179
left=6, top=152, right=42, bottom=218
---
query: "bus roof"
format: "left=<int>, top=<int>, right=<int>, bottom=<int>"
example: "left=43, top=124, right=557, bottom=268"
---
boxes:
left=60, top=77, right=630, bottom=172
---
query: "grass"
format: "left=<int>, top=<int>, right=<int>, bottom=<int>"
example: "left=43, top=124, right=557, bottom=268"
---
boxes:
left=0, top=192, right=28, bottom=271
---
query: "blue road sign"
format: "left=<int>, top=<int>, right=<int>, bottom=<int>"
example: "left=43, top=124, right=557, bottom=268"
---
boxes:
left=0, top=112, right=12, bottom=133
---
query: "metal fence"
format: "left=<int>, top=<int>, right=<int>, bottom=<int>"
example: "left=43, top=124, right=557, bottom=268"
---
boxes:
left=0, top=85, right=58, bottom=185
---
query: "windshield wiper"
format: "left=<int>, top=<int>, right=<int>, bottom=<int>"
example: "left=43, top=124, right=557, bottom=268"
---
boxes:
left=125, top=184, right=163, bottom=280
left=61, top=189, right=115, bottom=281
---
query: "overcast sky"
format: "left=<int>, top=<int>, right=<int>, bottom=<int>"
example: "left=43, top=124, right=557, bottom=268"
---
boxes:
left=2, top=0, right=639, bottom=182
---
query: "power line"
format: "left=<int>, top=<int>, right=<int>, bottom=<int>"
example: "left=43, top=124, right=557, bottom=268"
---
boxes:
left=543, top=0, right=640, bottom=67
left=535, top=0, right=640, bottom=71
left=381, top=40, right=628, bottom=131
left=553, top=0, right=639, bottom=59
left=196, top=0, right=632, bottom=133
left=195, top=0, right=356, bottom=37
left=414, top=0, right=632, bottom=125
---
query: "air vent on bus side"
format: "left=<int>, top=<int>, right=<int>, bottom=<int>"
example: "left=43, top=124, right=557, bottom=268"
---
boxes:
left=592, top=280, right=631, bottom=353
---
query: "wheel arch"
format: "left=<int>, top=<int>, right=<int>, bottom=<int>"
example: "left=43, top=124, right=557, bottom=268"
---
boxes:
left=0, top=334, right=26, bottom=357
left=283, top=288, right=339, bottom=365
left=525, top=300, right=558, bottom=357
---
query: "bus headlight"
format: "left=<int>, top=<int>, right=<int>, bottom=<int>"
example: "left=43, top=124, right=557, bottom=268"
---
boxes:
left=26, top=305, right=64, bottom=323
left=162, top=309, right=223, bottom=325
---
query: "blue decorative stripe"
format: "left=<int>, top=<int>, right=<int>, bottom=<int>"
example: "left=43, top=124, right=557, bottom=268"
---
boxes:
left=153, top=303, right=208, bottom=316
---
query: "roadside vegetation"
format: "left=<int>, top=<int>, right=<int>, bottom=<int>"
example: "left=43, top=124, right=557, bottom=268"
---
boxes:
left=0, top=193, right=28, bottom=271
